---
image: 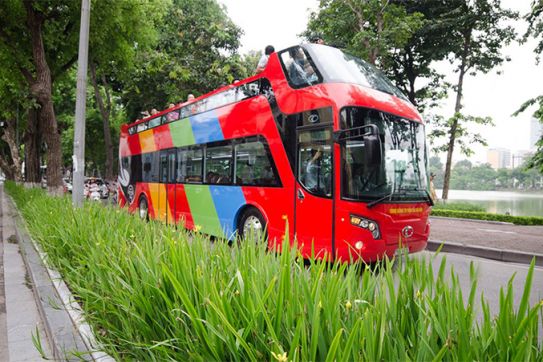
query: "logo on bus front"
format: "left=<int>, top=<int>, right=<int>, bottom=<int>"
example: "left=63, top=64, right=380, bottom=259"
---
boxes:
left=308, top=113, right=320, bottom=123
left=402, top=225, right=414, bottom=238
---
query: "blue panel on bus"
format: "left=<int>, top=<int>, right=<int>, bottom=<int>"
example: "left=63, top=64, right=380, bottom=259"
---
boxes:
left=190, top=111, right=224, bottom=144
left=209, top=185, right=246, bottom=239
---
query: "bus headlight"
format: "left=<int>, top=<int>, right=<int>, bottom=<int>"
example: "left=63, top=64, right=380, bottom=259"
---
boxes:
left=350, top=215, right=381, bottom=240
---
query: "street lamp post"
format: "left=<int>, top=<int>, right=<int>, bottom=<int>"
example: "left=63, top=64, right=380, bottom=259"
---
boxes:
left=72, top=0, right=91, bottom=207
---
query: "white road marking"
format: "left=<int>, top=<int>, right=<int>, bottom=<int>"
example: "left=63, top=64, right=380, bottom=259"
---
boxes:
left=477, top=228, right=517, bottom=235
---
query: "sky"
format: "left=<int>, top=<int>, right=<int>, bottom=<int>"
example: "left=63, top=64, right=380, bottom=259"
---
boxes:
left=218, top=0, right=543, bottom=164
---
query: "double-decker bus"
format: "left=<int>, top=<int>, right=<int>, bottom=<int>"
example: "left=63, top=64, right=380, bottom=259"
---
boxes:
left=117, top=44, right=432, bottom=262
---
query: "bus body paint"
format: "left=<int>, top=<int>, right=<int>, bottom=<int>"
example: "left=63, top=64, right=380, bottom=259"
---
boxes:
left=190, top=110, right=224, bottom=144
left=139, top=129, right=157, bottom=153
left=153, top=124, right=174, bottom=149
left=184, top=185, right=223, bottom=237
left=169, top=118, right=196, bottom=147
left=172, top=184, right=195, bottom=229
left=209, top=186, right=247, bottom=238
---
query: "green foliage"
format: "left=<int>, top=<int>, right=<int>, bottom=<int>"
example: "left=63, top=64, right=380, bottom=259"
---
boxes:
left=431, top=156, right=543, bottom=191
left=513, top=1, right=543, bottom=173
left=432, top=201, right=485, bottom=212
left=305, top=0, right=424, bottom=64
left=431, top=208, right=543, bottom=225
left=5, top=181, right=543, bottom=360
left=429, top=112, right=494, bottom=157
left=524, top=0, right=543, bottom=60
left=121, top=0, right=245, bottom=120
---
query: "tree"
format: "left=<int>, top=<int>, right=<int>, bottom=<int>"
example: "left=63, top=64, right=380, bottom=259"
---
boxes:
left=0, top=52, right=26, bottom=181
left=305, top=0, right=466, bottom=112
left=121, top=0, right=244, bottom=121
left=428, top=155, right=444, bottom=188
left=0, top=0, right=82, bottom=193
left=514, top=1, right=543, bottom=173
left=385, top=0, right=468, bottom=111
left=305, top=0, right=424, bottom=65
left=87, top=0, right=164, bottom=181
left=434, top=0, right=517, bottom=200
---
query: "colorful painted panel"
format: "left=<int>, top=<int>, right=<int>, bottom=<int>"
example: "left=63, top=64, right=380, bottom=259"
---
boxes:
left=184, top=185, right=223, bottom=237
left=190, top=111, right=224, bottom=144
left=139, top=129, right=157, bottom=153
left=209, top=186, right=246, bottom=238
left=169, top=118, right=195, bottom=147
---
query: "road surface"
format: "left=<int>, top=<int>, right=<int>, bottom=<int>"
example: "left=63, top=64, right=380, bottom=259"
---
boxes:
left=429, top=217, right=543, bottom=255
left=417, top=250, right=543, bottom=335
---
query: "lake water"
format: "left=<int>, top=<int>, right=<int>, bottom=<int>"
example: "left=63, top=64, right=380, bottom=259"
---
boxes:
left=436, top=189, right=543, bottom=217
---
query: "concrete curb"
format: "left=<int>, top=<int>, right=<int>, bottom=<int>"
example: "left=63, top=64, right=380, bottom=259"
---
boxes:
left=7, top=195, right=114, bottom=361
left=427, top=239, right=543, bottom=267
left=429, top=215, right=514, bottom=226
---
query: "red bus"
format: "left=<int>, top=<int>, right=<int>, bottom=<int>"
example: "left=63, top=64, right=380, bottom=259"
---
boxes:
left=117, top=44, right=432, bottom=262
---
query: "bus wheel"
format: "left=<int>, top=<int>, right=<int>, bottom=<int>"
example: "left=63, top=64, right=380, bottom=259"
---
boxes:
left=239, top=208, right=266, bottom=241
left=138, top=196, right=149, bottom=221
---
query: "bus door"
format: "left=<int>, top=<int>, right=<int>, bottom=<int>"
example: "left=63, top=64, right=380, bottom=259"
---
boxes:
left=159, top=149, right=177, bottom=223
left=295, top=124, right=334, bottom=259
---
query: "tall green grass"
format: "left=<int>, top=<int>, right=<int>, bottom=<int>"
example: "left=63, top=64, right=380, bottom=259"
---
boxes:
left=6, top=181, right=543, bottom=361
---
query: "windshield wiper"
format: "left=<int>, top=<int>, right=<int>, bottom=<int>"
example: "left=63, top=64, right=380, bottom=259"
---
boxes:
left=366, top=191, right=393, bottom=209
left=396, top=186, right=434, bottom=206
left=367, top=187, right=433, bottom=208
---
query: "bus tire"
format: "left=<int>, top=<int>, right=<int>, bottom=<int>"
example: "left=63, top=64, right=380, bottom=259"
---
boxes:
left=138, top=195, right=149, bottom=221
left=238, top=207, right=267, bottom=241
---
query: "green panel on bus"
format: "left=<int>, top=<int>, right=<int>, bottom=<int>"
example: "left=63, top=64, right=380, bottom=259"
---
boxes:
left=169, top=118, right=195, bottom=147
left=184, top=184, right=223, bottom=237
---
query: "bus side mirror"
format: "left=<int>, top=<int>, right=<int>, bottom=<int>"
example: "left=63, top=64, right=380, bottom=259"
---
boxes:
left=364, top=134, right=382, bottom=166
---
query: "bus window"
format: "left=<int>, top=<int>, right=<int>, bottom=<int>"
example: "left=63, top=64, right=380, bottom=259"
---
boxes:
left=298, top=129, right=332, bottom=197
left=160, top=153, right=168, bottom=183
left=136, top=122, right=148, bottom=132
left=279, top=46, right=322, bottom=89
left=205, top=144, right=233, bottom=185
left=142, top=153, right=160, bottom=183
left=168, top=152, right=176, bottom=183
left=165, top=111, right=180, bottom=123
left=178, top=147, right=203, bottom=183
left=148, top=117, right=161, bottom=128
left=235, top=140, right=279, bottom=186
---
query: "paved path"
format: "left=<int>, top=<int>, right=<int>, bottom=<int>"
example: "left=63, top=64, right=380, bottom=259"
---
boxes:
left=429, top=217, right=543, bottom=255
left=0, top=186, right=51, bottom=361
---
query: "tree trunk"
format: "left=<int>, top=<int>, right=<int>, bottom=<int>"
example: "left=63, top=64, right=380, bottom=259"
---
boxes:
left=90, top=61, right=114, bottom=181
left=0, top=119, right=23, bottom=181
left=0, top=156, right=16, bottom=181
left=442, top=32, right=470, bottom=200
left=24, top=0, right=63, bottom=195
left=24, top=108, right=41, bottom=184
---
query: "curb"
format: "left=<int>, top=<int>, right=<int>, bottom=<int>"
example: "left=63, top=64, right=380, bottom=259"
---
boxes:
left=427, top=239, right=543, bottom=267
left=7, top=195, right=114, bottom=361
left=429, top=215, right=514, bottom=226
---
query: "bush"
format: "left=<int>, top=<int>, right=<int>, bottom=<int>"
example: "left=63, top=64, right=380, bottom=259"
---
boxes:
left=431, top=209, right=543, bottom=225
left=5, top=181, right=543, bottom=361
left=432, top=201, right=485, bottom=212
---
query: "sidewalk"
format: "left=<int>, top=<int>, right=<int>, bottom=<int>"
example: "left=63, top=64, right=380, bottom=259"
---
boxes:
left=0, top=186, right=51, bottom=361
left=428, top=216, right=543, bottom=266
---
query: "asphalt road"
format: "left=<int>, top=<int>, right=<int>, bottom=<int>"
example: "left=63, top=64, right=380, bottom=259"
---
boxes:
left=417, top=250, right=543, bottom=333
left=429, top=217, right=543, bottom=255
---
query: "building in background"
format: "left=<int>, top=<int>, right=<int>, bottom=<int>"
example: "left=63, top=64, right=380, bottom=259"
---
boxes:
left=511, top=150, right=533, bottom=168
left=530, top=116, right=543, bottom=151
left=487, top=147, right=511, bottom=170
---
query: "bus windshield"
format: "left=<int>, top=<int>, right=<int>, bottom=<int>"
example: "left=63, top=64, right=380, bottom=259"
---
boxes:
left=306, top=45, right=408, bottom=101
left=340, top=107, right=428, bottom=203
